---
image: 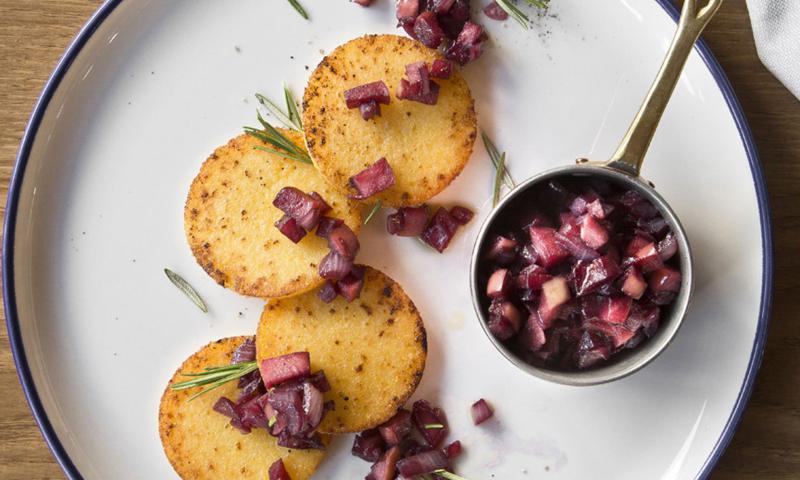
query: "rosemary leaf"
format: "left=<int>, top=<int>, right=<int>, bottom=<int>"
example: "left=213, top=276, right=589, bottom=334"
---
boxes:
left=256, top=93, right=298, bottom=131
left=283, top=83, right=304, bottom=131
left=287, top=0, right=309, bottom=19
left=364, top=201, right=382, bottom=225
left=424, top=423, right=445, bottom=429
left=245, top=111, right=313, bottom=164
left=481, top=131, right=515, bottom=189
left=253, top=145, right=313, bottom=164
left=433, top=470, right=472, bottom=480
left=171, top=361, right=258, bottom=401
left=495, top=0, right=530, bottom=29
left=493, top=152, right=506, bottom=207
left=164, top=268, right=208, bottom=313
left=524, top=0, right=550, bottom=9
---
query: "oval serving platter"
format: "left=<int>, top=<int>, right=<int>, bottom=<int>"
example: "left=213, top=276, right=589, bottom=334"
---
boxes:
left=3, top=0, right=771, bottom=479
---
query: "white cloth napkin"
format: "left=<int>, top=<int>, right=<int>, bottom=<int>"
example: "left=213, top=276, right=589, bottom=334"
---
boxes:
left=746, top=0, right=800, bottom=99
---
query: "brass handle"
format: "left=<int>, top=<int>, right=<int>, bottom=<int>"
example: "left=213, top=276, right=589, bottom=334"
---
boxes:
left=606, top=0, right=723, bottom=176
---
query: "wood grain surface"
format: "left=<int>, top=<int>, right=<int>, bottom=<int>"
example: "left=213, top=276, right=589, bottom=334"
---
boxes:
left=0, top=1, right=797, bottom=479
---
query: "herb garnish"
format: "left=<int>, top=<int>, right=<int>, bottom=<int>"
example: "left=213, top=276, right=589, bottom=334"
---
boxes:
left=164, top=268, right=208, bottom=313
left=283, top=83, right=304, bottom=131
left=364, top=201, right=383, bottom=225
left=482, top=132, right=515, bottom=206
left=432, top=470, right=471, bottom=480
left=424, top=423, right=445, bottom=429
left=244, top=112, right=312, bottom=164
left=171, top=361, right=258, bottom=401
left=495, top=0, right=549, bottom=29
left=287, top=0, right=309, bottom=19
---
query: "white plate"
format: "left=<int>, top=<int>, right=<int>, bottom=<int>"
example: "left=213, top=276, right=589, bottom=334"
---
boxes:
left=4, top=0, right=772, bottom=479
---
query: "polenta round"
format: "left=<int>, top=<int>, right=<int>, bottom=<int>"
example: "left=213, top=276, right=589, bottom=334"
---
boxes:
left=303, top=34, right=477, bottom=207
left=159, top=336, right=327, bottom=480
left=256, top=266, right=427, bottom=433
left=184, top=131, right=362, bottom=298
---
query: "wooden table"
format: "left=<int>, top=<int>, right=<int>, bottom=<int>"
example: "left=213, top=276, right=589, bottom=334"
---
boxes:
left=0, top=1, right=797, bottom=479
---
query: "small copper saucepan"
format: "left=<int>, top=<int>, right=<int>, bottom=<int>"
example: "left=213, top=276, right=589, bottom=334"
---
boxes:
left=470, top=0, right=722, bottom=385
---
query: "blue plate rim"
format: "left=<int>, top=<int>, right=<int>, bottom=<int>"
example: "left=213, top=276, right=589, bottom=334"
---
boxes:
left=2, top=1, right=773, bottom=479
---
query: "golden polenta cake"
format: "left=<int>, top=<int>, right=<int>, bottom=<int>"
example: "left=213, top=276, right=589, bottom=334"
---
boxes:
left=184, top=130, right=362, bottom=298
left=159, top=336, right=327, bottom=480
left=303, top=34, right=477, bottom=207
left=256, top=266, right=427, bottom=433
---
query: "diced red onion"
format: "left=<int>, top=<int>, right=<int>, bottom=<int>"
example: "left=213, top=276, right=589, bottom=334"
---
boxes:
left=576, top=331, right=612, bottom=369
left=580, top=215, right=609, bottom=250
left=315, top=216, right=344, bottom=239
left=378, top=409, right=413, bottom=446
left=470, top=398, right=494, bottom=425
left=432, top=0, right=457, bottom=14
left=483, top=1, right=508, bottom=20
left=360, top=101, right=381, bottom=120
left=516, top=264, right=551, bottom=290
left=275, top=214, right=307, bottom=243
left=327, top=224, right=360, bottom=259
left=397, top=78, right=441, bottom=105
left=302, top=381, right=324, bottom=430
left=352, top=429, right=387, bottom=462
left=344, top=81, right=391, bottom=109
left=421, top=207, right=460, bottom=252
left=429, top=59, right=453, bottom=79
left=486, top=268, right=513, bottom=299
left=405, top=61, right=431, bottom=94
left=349, top=158, right=397, bottom=200
left=268, top=459, right=292, bottom=480
left=414, top=11, right=446, bottom=48
left=307, top=370, right=331, bottom=393
left=443, top=440, right=462, bottom=459
left=317, top=280, right=338, bottom=303
left=396, top=0, right=420, bottom=20
left=273, top=187, right=326, bottom=230
left=599, top=296, right=632, bottom=325
left=354, top=0, right=373, bottom=5
left=529, top=227, right=570, bottom=268
left=231, top=337, right=256, bottom=364
left=521, top=312, right=547, bottom=351
left=277, top=431, right=325, bottom=450
left=657, top=231, right=678, bottom=261
left=572, top=255, right=622, bottom=297
left=397, top=450, right=450, bottom=477
left=449, top=206, right=474, bottom=224
left=337, top=266, right=365, bottom=302
left=537, top=276, right=571, bottom=328
left=647, top=267, right=682, bottom=304
left=386, top=206, right=429, bottom=237
left=445, top=21, right=486, bottom=65
left=319, top=251, right=354, bottom=281
left=367, top=446, right=401, bottom=480
left=412, top=400, right=449, bottom=447
left=487, top=299, right=521, bottom=340
left=484, top=235, right=518, bottom=265
left=620, top=267, right=646, bottom=300
left=259, top=352, right=311, bottom=389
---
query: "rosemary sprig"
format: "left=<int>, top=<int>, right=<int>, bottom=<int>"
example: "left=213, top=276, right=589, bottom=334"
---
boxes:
left=284, top=83, right=303, bottom=131
left=525, top=0, right=550, bottom=9
left=481, top=131, right=515, bottom=189
left=495, top=0, right=530, bottom=29
left=287, top=0, right=309, bottom=19
left=424, top=423, right=445, bottom=429
left=432, top=470, right=471, bottom=480
left=256, top=93, right=298, bottom=132
left=493, top=152, right=506, bottom=207
left=171, top=360, right=258, bottom=401
left=164, top=268, right=208, bottom=313
left=364, top=201, right=382, bottom=225
left=244, top=110, right=312, bottom=164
